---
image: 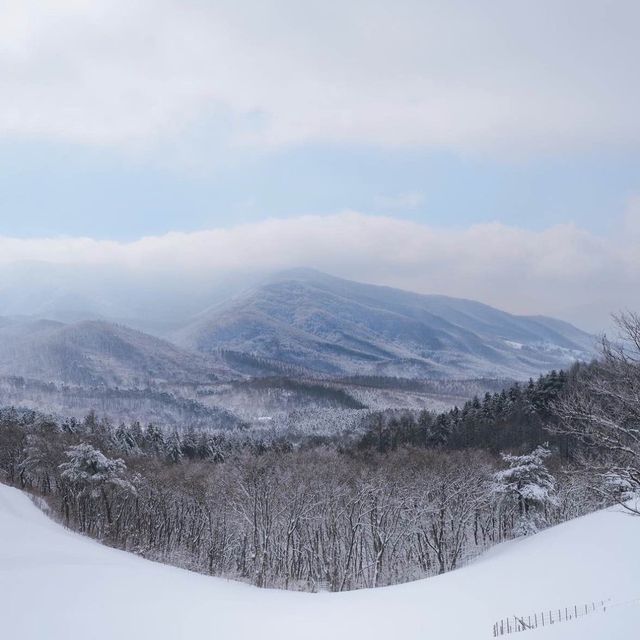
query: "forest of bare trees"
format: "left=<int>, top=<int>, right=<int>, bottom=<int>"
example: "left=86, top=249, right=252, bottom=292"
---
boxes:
left=0, top=406, right=603, bottom=591
left=1, top=314, right=639, bottom=591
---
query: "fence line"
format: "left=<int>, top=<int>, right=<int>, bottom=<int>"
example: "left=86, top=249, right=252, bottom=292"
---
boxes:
left=492, top=599, right=610, bottom=636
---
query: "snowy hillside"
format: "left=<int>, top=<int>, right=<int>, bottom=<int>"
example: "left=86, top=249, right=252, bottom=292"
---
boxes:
left=176, top=269, right=596, bottom=380
left=1, top=483, right=637, bottom=640
left=0, top=318, right=247, bottom=429
left=0, top=317, right=231, bottom=387
left=0, top=316, right=506, bottom=429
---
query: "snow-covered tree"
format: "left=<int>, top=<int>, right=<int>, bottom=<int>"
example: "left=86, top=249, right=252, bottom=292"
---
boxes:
left=19, top=432, right=61, bottom=494
left=144, top=423, right=165, bottom=453
left=59, top=444, right=133, bottom=525
left=165, top=432, right=183, bottom=463
left=553, top=313, right=640, bottom=514
left=494, top=445, right=557, bottom=536
left=113, top=423, right=140, bottom=455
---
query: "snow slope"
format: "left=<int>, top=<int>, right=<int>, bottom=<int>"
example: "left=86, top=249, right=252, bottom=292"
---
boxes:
left=0, top=484, right=638, bottom=640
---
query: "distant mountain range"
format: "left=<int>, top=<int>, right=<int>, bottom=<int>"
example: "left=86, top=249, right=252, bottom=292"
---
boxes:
left=174, top=269, right=596, bottom=380
left=0, top=270, right=597, bottom=426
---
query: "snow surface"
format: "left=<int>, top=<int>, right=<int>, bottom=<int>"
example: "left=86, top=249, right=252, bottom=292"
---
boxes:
left=0, top=484, right=638, bottom=639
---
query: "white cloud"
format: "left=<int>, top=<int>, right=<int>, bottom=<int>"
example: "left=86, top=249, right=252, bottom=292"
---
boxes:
left=0, top=212, right=635, bottom=331
left=0, top=1, right=639, bottom=154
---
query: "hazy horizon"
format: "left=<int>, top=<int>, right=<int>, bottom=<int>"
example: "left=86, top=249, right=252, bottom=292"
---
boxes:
left=0, top=217, right=631, bottom=333
left=2, top=1, right=639, bottom=332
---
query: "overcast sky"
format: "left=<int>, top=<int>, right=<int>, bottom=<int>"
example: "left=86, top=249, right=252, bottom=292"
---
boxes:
left=1, top=1, right=639, bottom=330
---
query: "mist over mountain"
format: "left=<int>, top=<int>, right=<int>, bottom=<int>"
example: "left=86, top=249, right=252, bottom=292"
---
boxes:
left=0, top=268, right=595, bottom=384
left=0, top=317, right=227, bottom=387
left=0, top=262, right=258, bottom=334
left=174, top=269, right=596, bottom=380
left=0, top=269, right=597, bottom=429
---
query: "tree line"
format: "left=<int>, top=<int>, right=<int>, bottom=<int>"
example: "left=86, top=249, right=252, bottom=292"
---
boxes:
left=1, top=313, right=639, bottom=590
left=356, top=368, right=571, bottom=453
left=0, top=405, right=603, bottom=591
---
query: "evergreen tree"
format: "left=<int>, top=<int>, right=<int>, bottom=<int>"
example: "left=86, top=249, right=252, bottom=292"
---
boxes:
left=494, top=445, right=557, bottom=536
left=59, top=444, right=133, bottom=525
left=166, top=432, right=183, bottom=463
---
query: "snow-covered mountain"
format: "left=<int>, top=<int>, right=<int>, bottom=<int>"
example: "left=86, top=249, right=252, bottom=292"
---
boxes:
left=0, top=316, right=499, bottom=427
left=0, top=269, right=596, bottom=383
left=1, top=483, right=638, bottom=640
left=0, top=317, right=228, bottom=387
left=0, top=271, right=598, bottom=426
left=174, top=269, right=596, bottom=380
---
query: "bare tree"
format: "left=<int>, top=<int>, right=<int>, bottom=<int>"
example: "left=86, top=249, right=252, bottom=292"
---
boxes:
left=552, top=312, right=640, bottom=514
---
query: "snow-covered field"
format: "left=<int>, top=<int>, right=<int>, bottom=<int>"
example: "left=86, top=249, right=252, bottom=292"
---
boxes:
left=0, top=483, right=638, bottom=640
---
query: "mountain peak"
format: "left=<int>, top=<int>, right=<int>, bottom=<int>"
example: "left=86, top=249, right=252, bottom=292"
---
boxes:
left=176, top=273, right=596, bottom=380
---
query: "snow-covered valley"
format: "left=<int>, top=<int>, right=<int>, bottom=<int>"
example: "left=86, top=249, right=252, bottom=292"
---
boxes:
left=1, top=483, right=638, bottom=640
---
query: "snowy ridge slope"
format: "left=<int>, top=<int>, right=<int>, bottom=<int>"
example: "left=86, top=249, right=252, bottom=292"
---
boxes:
left=175, top=269, right=596, bottom=380
left=0, top=318, right=231, bottom=386
left=0, top=483, right=638, bottom=640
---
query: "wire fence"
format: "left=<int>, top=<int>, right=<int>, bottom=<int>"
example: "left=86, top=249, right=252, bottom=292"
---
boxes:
left=492, top=599, right=610, bottom=636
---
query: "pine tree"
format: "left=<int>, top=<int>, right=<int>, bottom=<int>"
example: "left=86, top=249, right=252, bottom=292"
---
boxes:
left=59, top=444, right=133, bottom=525
left=494, top=445, right=557, bottom=536
left=166, top=432, right=183, bottom=463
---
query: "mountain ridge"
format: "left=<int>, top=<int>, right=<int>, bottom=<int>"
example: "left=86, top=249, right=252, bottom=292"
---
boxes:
left=0, top=318, right=229, bottom=387
left=174, top=269, right=596, bottom=380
